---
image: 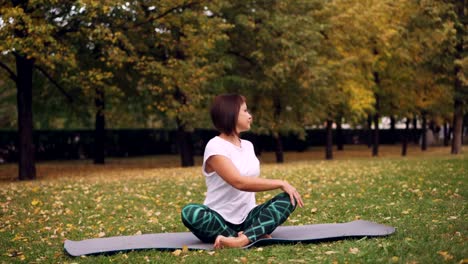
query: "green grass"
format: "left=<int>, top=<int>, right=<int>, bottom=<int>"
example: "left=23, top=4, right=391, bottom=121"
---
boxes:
left=0, top=146, right=466, bottom=263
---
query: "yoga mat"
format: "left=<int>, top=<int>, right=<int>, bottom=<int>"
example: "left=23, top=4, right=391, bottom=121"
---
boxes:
left=64, top=220, right=395, bottom=256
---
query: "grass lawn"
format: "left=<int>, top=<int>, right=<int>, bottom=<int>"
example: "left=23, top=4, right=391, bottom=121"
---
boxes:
left=0, top=145, right=466, bottom=263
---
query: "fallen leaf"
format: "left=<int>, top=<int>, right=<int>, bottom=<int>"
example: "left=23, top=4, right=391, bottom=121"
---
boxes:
left=172, top=249, right=182, bottom=256
left=349, top=247, right=359, bottom=254
left=182, top=245, right=188, bottom=253
left=437, top=251, right=453, bottom=261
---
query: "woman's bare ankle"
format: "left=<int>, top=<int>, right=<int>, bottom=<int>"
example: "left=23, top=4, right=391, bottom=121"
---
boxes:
left=259, top=234, right=272, bottom=239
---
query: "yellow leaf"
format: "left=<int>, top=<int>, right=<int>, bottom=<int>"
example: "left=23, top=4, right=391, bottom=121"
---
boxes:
left=182, top=245, right=188, bottom=253
left=11, top=235, right=26, bottom=242
left=31, top=199, right=40, bottom=206
left=437, top=251, right=453, bottom=261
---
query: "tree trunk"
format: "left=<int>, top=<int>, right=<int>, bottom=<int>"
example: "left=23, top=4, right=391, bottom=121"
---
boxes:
left=372, top=95, right=380, bottom=157
left=463, top=113, right=467, bottom=144
left=16, top=54, right=36, bottom=180
left=94, top=87, right=105, bottom=164
left=177, top=124, right=194, bottom=167
left=367, top=114, right=372, bottom=148
left=390, top=116, right=396, bottom=144
left=451, top=100, right=463, bottom=154
left=336, top=118, right=344, bottom=151
left=443, top=122, right=450, bottom=146
left=273, top=96, right=284, bottom=163
left=421, top=114, right=427, bottom=151
left=325, top=119, right=333, bottom=160
left=451, top=0, right=465, bottom=154
left=372, top=65, right=381, bottom=156
left=372, top=113, right=379, bottom=157
left=274, top=134, right=284, bottom=163
left=412, top=117, right=419, bottom=144
left=402, top=118, right=410, bottom=156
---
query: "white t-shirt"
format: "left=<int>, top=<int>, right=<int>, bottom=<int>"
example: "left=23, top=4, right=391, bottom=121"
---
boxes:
left=202, top=136, right=260, bottom=224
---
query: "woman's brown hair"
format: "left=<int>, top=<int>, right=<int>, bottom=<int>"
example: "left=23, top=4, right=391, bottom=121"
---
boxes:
left=210, top=94, right=246, bottom=136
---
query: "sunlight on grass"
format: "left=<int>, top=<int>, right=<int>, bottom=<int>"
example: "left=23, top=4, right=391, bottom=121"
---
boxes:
left=0, top=146, right=466, bottom=263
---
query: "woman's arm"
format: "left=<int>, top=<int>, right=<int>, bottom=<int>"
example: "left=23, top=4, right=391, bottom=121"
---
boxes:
left=206, top=155, right=304, bottom=207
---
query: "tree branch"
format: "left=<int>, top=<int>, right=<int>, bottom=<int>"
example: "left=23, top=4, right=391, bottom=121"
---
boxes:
left=131, top=1, right=202, bottom=29
left=0, top=61, right=17, bottom=82
left=227, top=50, right=257, bottom=66
left=34, top=65, right=74, bottom=102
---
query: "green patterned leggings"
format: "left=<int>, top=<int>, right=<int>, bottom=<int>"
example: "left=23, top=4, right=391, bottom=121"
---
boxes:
left=181, top=192, right=296, bottom=243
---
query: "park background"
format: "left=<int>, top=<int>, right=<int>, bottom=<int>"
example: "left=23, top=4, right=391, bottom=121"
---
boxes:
left=0, top=0, right=466, bottom=180
left=0, top=0, right=467, bottom=263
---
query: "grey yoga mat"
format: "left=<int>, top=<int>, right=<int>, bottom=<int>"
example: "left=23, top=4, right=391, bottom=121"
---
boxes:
left=64, top=220, right=395, bottom=256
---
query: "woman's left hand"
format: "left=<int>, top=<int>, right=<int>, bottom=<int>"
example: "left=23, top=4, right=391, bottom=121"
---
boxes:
left=280, top=181, right=304, bottom=208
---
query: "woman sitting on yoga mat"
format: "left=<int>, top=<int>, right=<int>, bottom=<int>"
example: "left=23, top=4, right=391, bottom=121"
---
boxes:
left=181, top=94, right=304, bottom=249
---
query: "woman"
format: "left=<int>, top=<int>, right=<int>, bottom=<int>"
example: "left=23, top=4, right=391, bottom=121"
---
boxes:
left=181, top=94, right=304, bottom=249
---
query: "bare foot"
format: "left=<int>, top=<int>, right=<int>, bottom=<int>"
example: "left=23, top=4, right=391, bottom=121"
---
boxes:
left=214, top=233, right=250, bottom=249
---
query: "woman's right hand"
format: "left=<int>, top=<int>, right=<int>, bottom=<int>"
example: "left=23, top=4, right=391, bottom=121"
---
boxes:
left=281, top=181, right=304, bottom=208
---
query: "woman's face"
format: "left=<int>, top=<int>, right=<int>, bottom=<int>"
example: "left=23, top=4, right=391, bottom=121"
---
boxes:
left=236, top=102, right=252, bottom=133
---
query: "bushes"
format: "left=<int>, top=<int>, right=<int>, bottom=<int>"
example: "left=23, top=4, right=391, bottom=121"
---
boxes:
left=0, top=128, right=423, bottom=162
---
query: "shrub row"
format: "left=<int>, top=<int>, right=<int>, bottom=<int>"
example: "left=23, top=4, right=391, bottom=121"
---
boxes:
left=0, top=128, right=424, bottom=162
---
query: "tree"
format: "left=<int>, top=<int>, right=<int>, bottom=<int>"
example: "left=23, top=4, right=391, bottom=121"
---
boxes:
left=450, top=0, right=467, bottom=154
left=0, top=0, right=140, bottom=176
left=218, top=0, right=327, bottom=163
left=398, top=0, right=467, bottom=154
left=390, top=3, right=460, bottom=155
left=126, top=1, right=230, bottom=167
left=0, top=0, right=81, bottom=179
left=321, top=0, right=411, bottom=157
left=66, top=3, right=133, bottom=164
